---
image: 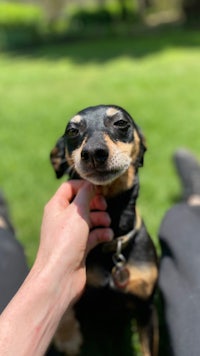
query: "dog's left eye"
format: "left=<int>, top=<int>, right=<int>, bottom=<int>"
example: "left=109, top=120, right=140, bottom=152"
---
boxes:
left=114, top=120, right=129, bottom=130
left=66, top=127, right=79, bottom=138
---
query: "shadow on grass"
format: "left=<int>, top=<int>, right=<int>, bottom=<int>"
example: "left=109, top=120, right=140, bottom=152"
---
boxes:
left=5, top=25, right=200, bottom=64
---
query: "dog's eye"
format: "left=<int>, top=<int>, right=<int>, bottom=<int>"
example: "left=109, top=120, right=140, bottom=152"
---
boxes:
left=66, top=127, right=79, bottom=138
left=114, top=120, right=129, bottom=129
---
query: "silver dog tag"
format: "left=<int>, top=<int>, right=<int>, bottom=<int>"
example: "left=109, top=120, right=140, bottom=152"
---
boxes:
left=112, top=265, right=130, bottom=289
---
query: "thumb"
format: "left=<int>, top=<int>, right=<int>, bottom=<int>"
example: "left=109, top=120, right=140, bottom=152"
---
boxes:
left=72, top=182, right=95, bottom=221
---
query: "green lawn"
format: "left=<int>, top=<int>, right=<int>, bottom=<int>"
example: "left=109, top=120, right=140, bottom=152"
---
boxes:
left=1, top=27, right=200, bottom=265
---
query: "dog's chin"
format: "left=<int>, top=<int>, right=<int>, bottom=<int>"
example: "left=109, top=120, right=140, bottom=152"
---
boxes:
left=75, top=167, right=128, bottom=186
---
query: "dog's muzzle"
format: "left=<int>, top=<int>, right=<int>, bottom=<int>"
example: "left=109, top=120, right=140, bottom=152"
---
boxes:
left=81, top=146, right=109, bottom=168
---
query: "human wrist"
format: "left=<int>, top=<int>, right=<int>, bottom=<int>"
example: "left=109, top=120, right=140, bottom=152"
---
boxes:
left=31, top=255, right=73, bottom=315
left=0, top=257, right=73, bottom=356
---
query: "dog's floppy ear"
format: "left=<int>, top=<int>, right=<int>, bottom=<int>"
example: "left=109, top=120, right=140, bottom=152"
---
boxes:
left=50, top=136, right=68, bottom=178
left=121, top=108, right=147, bottom=169
left=136, top=128, right=147, bottom=168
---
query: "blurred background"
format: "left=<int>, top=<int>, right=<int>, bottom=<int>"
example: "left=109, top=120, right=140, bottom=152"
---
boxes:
left=0, top=0, right=200, bottom=266
left=0, top=1, right=200, bottom=355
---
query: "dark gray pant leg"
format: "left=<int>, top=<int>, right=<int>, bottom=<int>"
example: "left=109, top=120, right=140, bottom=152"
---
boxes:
left=159, top=203, right=200, bottom=356
left=0, top=228, right=29, bottom=313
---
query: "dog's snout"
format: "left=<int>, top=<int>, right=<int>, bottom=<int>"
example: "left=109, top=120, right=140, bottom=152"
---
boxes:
left=94, top=148, right=109, bottom=164
left=81, top=147, right=109, bottom=165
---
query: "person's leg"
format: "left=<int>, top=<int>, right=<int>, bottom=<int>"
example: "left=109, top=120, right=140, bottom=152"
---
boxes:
left=0, top=193, right=29, bottom=313
left=159, top=203, right=200, bottom=355
left=159, top=149, right=200, bottom=356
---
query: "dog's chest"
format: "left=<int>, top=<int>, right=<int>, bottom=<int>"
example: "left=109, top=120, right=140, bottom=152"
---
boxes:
left=85, top=210, right=136, bottom=291
left=85, top=185, right=139, bottom=290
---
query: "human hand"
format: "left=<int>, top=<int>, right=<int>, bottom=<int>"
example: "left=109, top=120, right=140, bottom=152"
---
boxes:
left=0, top=181, right=113, bottom=356
left=35, top=180, right=113, bottom=306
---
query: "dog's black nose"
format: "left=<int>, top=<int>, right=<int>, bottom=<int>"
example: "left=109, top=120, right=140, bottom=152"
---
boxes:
left=81, top=147, right=109, bottom=165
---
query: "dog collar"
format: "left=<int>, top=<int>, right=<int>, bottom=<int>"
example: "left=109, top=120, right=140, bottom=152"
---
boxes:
left=102, top=227, right=138, bottom=253
left=102, top=209, right=141, bottom=253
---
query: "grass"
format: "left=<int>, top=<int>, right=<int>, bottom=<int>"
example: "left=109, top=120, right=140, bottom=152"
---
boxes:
left=1, top=27, right=200, bottom=268
left=1, top=25, right=200, bottom=356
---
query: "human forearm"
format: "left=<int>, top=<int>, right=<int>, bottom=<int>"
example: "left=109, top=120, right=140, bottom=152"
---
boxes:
left=0, top=260, right=70, bottom=356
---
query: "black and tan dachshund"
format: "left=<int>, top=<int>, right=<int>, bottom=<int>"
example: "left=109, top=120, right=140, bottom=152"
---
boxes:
left=50, top=105, right=158, bottom=356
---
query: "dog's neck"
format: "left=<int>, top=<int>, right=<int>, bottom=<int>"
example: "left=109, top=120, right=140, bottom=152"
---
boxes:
left=68, top=166, right=140, bottom=237
left=92, top=166, right=140, bottom=236
left=105, top=175, right=139, bottom=237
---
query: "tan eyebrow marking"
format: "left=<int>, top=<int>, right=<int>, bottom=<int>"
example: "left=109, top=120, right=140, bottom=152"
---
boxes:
left=70, top=115, right=82, bottom=123
left=106, top=108, right=120, bottom=117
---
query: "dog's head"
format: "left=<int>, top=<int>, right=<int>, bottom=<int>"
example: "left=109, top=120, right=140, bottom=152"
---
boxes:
left=50, top=105, right=146, bottom=192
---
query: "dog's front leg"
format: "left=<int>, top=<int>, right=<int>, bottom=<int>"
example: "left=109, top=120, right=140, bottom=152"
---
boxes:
left=137, top=304, right=159, bottom=356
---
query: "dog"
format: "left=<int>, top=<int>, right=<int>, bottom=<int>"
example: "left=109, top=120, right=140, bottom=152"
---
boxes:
left=50, top=105, right=158, bottom=356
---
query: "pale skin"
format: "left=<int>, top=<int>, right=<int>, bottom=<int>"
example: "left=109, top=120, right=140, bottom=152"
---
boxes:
left=0, top=180, right=113, bottom=356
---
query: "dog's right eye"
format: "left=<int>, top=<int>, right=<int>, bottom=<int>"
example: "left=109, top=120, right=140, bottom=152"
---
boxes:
left=113, top=119, right=129, bottom=130
left=66, top=127, right=79, bottom=138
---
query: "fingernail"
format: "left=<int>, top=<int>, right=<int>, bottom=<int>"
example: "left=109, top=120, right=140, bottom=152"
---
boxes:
left=99, top=195, right=107, bottom=209
left=105, top=229, right=114, bottom=241
left=105, top=213, right=111, bottom=226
